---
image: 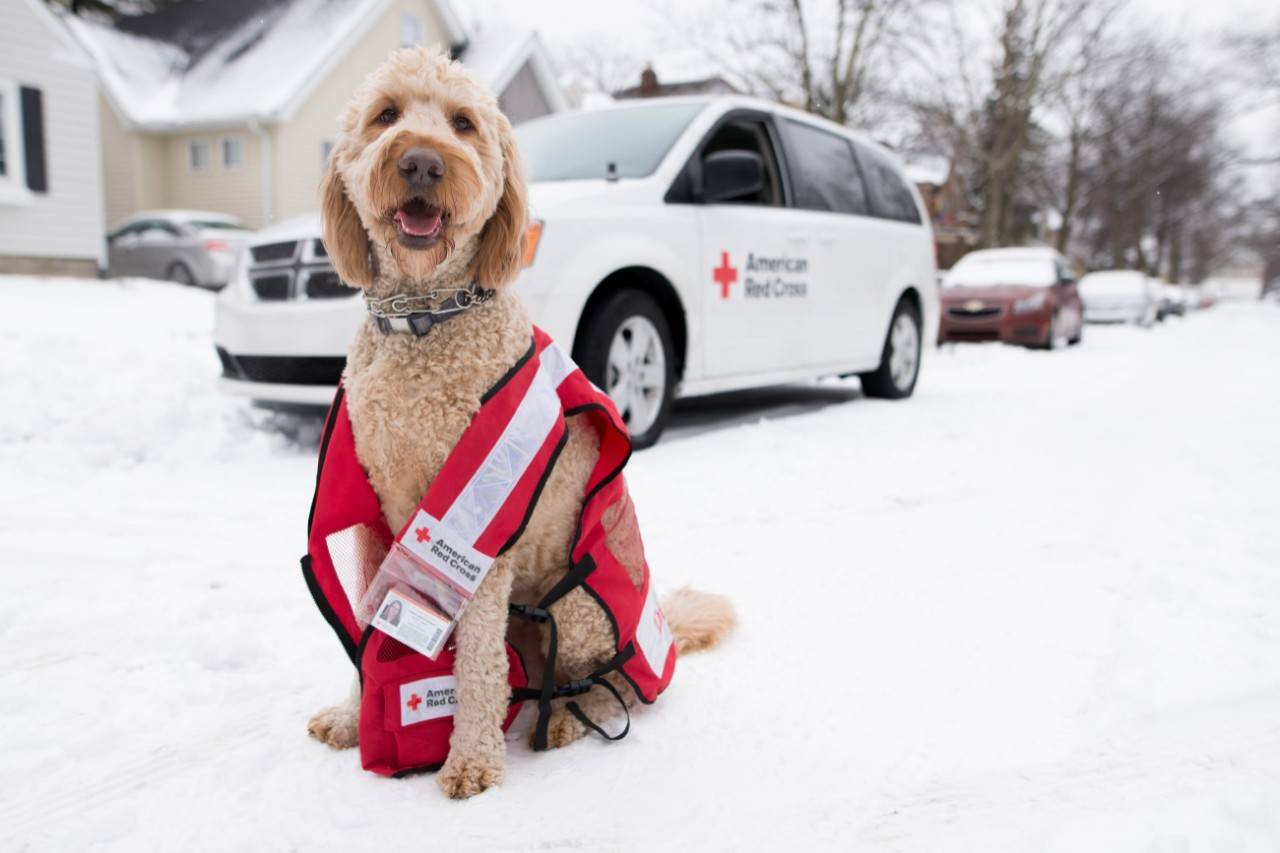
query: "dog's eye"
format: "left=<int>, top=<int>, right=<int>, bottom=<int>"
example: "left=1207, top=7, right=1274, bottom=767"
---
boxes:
left=376, top=107, right=399, bottom=125
left=451, top=115, right=474, bottom=133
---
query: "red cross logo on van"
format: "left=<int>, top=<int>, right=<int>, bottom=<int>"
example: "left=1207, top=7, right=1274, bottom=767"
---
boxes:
left=713, top=252, right=738, bottom=299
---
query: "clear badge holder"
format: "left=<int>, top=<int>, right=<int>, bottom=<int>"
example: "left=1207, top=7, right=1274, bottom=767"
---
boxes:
left=356, top=541, right=472, bottom=660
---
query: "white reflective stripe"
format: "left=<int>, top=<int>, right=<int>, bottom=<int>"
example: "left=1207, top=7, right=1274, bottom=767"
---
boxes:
left=634, top=582, right=673, bottom=677
left=440, top=354, right=561, bottom=544
left=540, top=341, right=577, bottom=388
left=401, top=509, right=492, bottom=597
left=400, top=675, right=458, bottom=726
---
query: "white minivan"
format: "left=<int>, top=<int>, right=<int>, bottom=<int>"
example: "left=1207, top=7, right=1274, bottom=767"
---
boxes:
left=215, top=96, right=938, bottom=446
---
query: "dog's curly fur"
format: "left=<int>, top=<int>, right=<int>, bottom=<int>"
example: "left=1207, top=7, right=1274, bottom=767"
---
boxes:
left=306, top=47, right=736, bottom=799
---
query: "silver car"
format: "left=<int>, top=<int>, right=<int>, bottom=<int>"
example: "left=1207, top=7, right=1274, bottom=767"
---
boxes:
left=106, top=210, right=252, bottom=289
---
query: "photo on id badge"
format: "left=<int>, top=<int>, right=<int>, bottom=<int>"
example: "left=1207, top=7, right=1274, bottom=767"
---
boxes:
left=378, top=599, right=402, bottom=627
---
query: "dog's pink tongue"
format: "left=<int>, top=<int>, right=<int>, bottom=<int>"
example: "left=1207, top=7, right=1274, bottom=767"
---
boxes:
left=395, top=207, right=442, bottom=237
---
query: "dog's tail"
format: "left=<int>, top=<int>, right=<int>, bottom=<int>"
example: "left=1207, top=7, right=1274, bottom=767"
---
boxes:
left=662, top=587, right=737, bottom=656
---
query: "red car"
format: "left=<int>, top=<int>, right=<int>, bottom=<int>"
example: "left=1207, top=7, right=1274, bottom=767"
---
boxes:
left=938, top=248, right=1084, bottom=349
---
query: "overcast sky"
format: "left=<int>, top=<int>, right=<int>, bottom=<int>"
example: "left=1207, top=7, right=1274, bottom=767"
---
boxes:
left=469, top=0, right=1277, bottom=164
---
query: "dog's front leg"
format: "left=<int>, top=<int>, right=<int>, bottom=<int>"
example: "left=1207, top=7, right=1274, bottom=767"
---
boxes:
left=437, top=559, right=515, bottom=799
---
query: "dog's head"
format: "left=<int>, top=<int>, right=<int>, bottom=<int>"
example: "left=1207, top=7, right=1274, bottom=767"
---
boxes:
left=321, top=47, right=527, bottom=292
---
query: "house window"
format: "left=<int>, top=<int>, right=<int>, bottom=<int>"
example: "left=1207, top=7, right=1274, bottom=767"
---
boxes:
left=0, top=88, right=8, bottom=179
left=189, top=139, right=210, bottom=172
left=222, top=135, right=243, bottom=169
left=400, top=12, right=424, bottom=47
left=0, top=78, right=29, bottom=202
left=0, top=81, right=15, bottom=185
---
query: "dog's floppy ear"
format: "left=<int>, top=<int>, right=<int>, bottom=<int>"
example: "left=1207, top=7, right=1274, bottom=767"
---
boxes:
left=473, top=119, right=528, bottom=291
left=320, top=146, right=375, bottom=289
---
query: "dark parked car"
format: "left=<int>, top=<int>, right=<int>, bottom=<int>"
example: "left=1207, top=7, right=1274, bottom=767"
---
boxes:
left=938, top=248, right=1084, bottom=349
left=107, top=210, right=252, bottom=288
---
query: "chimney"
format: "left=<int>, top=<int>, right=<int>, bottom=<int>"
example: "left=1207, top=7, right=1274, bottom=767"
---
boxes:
left=639, top=66, right=659, bottom=97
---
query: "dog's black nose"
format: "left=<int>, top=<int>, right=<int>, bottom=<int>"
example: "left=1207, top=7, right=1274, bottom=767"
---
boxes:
left=398, top=147, right=445, bottom=187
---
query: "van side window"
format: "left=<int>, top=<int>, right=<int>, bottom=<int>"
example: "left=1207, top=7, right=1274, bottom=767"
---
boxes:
left=698, top=118, right=784, bottom=205
left=855, top=144, right=922, bottom=224
left=780, top=120, right=870, bottom=215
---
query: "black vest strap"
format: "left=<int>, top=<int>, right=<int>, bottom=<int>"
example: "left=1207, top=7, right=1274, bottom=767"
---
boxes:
left=509, top=598, right=634, bottom=751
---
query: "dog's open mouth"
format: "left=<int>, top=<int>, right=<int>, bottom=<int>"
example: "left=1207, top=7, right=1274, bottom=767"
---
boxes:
left=392, top=198, right=446, bottom=248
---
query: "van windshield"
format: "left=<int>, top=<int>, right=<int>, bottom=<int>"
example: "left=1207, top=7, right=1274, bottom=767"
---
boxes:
left=515, top=102, right=706, bottom=182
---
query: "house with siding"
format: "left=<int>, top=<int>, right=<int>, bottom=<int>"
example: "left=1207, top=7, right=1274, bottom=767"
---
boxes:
left=62, top=0, right=565, bottom=234
left=0, top=0, right=106, bottom=276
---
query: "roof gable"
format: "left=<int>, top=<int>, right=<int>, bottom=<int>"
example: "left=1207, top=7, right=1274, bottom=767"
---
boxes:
left=61, top=0, right=561, bottom=132
left=62, top=0, right=445, bottom=130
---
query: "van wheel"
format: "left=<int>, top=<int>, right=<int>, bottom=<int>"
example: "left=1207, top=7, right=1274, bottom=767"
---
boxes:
left=860, top=299, right=921, bottom=399
left=576, top=289, right=675, bottom=449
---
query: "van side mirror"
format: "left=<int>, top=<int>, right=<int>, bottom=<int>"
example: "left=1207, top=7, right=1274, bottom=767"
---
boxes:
left=700, top=150, right=765, bottom=203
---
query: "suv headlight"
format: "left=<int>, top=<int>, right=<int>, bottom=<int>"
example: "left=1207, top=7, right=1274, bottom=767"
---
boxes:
left=522, top=220, right=543, bottom=267
left=1012, top=291, right=1048, bottom=314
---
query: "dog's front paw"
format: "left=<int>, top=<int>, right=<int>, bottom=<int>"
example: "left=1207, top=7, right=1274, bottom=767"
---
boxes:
left=307, top=704, right=359, bottom=750
left=437, top=753, right=504, bottom=799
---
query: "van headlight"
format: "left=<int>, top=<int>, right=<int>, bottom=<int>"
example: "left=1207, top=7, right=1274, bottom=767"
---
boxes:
left=1012, top=291, right=1047, bottom=314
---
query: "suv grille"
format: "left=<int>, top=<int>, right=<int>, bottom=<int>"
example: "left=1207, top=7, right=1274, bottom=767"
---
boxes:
left=245, top=237, right=354, bottom=301
left=250, top=241, right=299, bottom=263
left=303, top=270, right=350, bottom=299
left=251, top=273, right=291, bottom=301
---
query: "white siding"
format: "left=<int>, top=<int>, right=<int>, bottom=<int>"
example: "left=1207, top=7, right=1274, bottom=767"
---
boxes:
left=0, top=0, right=105, bottom=266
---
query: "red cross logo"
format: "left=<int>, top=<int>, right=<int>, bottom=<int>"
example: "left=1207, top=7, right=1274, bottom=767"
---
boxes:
left=654, top=607, right=668, bottom=636
left=415, top=526, right=431, bottom=543
left=406, top=693, right=422, bottom=711
left=712, top=251, right=738, bottom=300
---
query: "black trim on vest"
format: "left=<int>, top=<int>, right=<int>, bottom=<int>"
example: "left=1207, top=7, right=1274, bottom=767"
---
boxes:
left=391, top=762, right=445, bottom=778
left=496, top=423, right=569, bottom=556
left=307, top=385, right=345, bottom=537
left=301, top=554, right=360, bottom=668
left=537, top=554, right=598, bottom=610
left=562, top=402, right=633, bottom=551
left=480, top=337, right=536, bottom=405
left=356, top=624, right=376, bottom=687
left=615, top=642, right=658, bottom=706
left=579, top=580, right=621, bottom=663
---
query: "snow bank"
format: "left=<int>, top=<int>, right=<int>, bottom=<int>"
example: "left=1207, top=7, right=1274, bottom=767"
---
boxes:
left=2, top=275, right=1279, bottom=851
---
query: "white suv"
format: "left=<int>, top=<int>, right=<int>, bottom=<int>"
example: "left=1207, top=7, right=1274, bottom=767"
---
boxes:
left=215, top=96, right=937, bottom=446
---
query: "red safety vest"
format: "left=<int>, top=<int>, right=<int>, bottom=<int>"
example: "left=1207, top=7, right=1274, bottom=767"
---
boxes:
left=302, top=327, right=676, bottom=775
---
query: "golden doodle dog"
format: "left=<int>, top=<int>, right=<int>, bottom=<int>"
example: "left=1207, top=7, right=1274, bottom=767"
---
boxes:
left=305, top=47, right=736, bottom=799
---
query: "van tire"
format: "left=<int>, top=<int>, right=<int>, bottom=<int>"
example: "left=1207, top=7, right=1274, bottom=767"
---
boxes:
left=576, top=289, right=676, bottom=449
left=860, top=298, right=922, bottom=399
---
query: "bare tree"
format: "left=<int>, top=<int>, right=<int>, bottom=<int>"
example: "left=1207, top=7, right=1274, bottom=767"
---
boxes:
left=703, top=0, right=930, bottom=127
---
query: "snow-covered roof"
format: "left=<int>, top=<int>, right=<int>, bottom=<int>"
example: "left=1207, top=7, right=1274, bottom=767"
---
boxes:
left=58, top=0, right=555, bottom=131
left=902, top=154, right=950, bottom=187
left=460, top=24, right=567, bottom=113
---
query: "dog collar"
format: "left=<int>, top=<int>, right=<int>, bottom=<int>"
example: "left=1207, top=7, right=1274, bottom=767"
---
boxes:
left=365, top=286, right=493, bottom=337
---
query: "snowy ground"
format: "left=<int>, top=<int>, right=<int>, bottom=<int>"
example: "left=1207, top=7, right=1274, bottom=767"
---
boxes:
left=2, top=275, right=1279, bottom=852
